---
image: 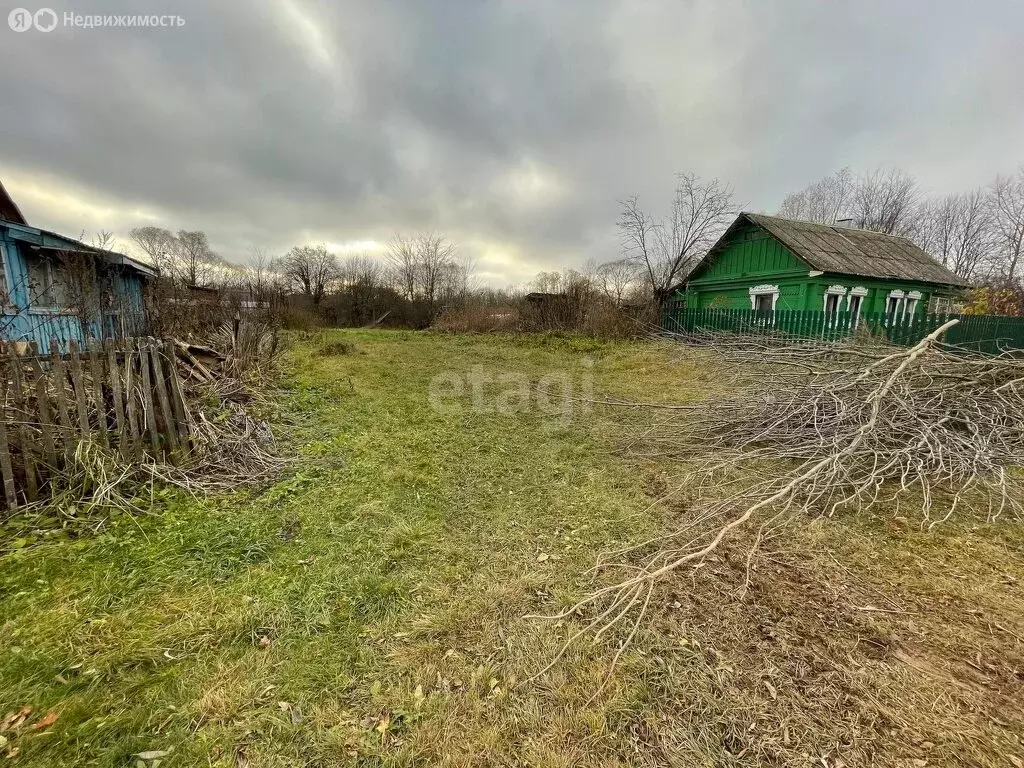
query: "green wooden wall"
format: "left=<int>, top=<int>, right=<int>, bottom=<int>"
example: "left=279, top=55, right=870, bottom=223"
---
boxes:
left=679, top=222, right=958, bottom=314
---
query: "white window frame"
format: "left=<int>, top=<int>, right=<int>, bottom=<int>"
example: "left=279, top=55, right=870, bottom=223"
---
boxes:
left=885, top=289, right=906, bottom=319
left=906, top=290, right=922, bottom=317
left=748, top=284, right=780, bottom=311
left=931, top=295, right=952, bottom=315
left=846, top=286, right=868, bottom=327
left=823, top=284, right=847, bottom=313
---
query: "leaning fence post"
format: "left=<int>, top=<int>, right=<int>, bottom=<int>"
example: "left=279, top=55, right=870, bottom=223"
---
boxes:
left=87, top=339, right=109, bottom=448
left=0, top=358, right=18, bottom=509
left=7, top=348, right=38, bottom=502
left=49, top=339, right=74, bottom=462
left=27, top=342, right=57, bottom=472
left=138, top=340, right=161, bottom=452
left=149, top=338, right=179, bottom=454
left=67, top=340, right=91, bottom=436
left=164, top=340, right=190, bottom=451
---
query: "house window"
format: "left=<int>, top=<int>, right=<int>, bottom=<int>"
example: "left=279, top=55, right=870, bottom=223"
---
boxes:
left=931, top=296, right=952, bottom=315
left=26, top=253, right=72, bottom=310
left=906, top=291, right=922, bottom=316
left=886, top=289, right=906, bottom=318
left=847, top=287, right=868, bottom=327
left=0, top=245, right=9, bottom=307
left=823, top=285, right=847, bottom=324
left=748, top=284, right=780, bottom=311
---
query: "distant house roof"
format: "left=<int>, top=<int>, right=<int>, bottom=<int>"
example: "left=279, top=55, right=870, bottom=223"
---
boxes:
left=0, top=180, right=27, bottom=225
left=524, top=292, right=565, bottom=302
left=0, top=218, right=157, bottom=278
left=694, top=212, right=970, bottom=288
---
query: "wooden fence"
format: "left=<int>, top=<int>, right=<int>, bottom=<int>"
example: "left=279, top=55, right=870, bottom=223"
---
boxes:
left=661, top=302, right=1024, bottom=355
left=0, top=338, right=189, bottom=509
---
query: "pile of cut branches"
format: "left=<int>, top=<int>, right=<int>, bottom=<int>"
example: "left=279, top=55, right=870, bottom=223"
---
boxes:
left=42, top=322, right=286, bottom=518
left=531, top=320, right=1024, bottom=684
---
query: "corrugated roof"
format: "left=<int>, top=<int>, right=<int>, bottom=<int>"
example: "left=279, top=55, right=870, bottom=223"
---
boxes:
left=741, top=212, right=970, bottom=287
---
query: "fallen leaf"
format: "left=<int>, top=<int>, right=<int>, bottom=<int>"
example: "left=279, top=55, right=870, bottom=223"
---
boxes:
left=135, top=749, right=172, bottom=760
left=0, top=707, right=32, bottom=733
left=258, top=636, right=271, bottom=649
left=763, top=680, right=777, bottom=700
left=290, top=706, right=303, bottom=725
left=536, top=553, right=549, bottom=562
left=30, top=712, right=59, bottom=730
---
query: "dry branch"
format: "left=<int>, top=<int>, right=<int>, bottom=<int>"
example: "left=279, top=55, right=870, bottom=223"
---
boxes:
left=530, top=319, right=1024, bottom=687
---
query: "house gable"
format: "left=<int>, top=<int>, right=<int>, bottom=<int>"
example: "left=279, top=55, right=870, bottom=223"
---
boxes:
left=687, top=220, right=808, bottom=284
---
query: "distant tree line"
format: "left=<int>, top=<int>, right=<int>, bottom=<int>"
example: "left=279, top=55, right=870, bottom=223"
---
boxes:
left=118, top=162, right=1024, bottom=339
left=126, top=227, right=478, bottom=335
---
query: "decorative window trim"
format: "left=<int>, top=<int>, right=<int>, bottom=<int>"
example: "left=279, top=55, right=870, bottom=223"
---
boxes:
left=886, top=289, right=907, bottom=318
left=906, top=290, right=922, bottom=316
left=748, top=284, right=780, bottom=311
left=846, top=287, right=867, bottom=326
left=823, top=285, right=847, bottom=313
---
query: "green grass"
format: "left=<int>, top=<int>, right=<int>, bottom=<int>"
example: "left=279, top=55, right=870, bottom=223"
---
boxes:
left=0, top=331, right=686, bottom=766
left=1, top=330, right=1022, bottom=767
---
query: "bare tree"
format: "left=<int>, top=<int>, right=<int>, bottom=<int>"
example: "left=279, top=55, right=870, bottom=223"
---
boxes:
left=618, top=172, right=735, bottom=302
left=777, top=168, right=855, bottom=223
left=595, top=259, right=640, bottom=305
left=278, top=244, right=339, bottom=307
left=989, top=168, right=1024, bottom=282
left=916, top=189, right=993, bottom=280
left=851, top=169, right=920, bottom=236
left=386, top=232, right=458, bottom=322
left=174, top=230, right=219, bottom=288
left=130, top=226, right=177, bottom=273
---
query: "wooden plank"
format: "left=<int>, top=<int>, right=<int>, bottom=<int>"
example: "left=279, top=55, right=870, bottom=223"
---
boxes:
left=123, top=338, right=142, bottom=461
left=164, top=340, right=190, bottom=450
left=7, top=350, right=38, bottom=502
left=67, top=340, right=91, bottom=435
left=28, top=342, right=57, bottom=470
left=138, top=341, right=161, bottom=451
left=105, top=339, right=126, bottom=447
left=149, top=340, right=179, bottom=452
left=87, top=340, right=109, bottom=448
left=0, top=358, right=17, bottom=509
left=49, top=339, right=75, bottom=462
left=0, top=416, right=16, bottom=509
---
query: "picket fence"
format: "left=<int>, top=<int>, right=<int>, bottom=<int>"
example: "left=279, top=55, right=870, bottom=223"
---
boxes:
left=0, top=338, right=189, bottom=509
left=661, top=302, right=1024, bottom=355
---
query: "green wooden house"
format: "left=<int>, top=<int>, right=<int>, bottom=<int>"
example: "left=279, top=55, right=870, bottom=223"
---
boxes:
left=675, top=213, right=969, bottom=317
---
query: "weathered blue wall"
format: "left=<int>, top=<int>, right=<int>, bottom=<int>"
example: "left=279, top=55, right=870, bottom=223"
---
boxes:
left=1, top=236, right=149, bottom=352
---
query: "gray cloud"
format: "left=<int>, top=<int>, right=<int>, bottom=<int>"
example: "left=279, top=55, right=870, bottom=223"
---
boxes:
left=1, top=0, right=1023, bottom=284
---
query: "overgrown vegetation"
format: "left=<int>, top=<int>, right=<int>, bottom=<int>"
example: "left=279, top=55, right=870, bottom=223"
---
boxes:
left=1, top=331, right=1021, bottom=766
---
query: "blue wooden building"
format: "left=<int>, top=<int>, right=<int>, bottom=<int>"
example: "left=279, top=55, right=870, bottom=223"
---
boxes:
left=0, top=181, right=156, bottom=352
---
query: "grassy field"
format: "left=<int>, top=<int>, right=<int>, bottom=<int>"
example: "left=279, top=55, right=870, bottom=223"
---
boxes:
left=1, top=330, right=1022, bottom=767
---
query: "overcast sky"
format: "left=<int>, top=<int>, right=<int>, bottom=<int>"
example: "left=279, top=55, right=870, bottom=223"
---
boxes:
left=2, top=0, right=1023, bottom=285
